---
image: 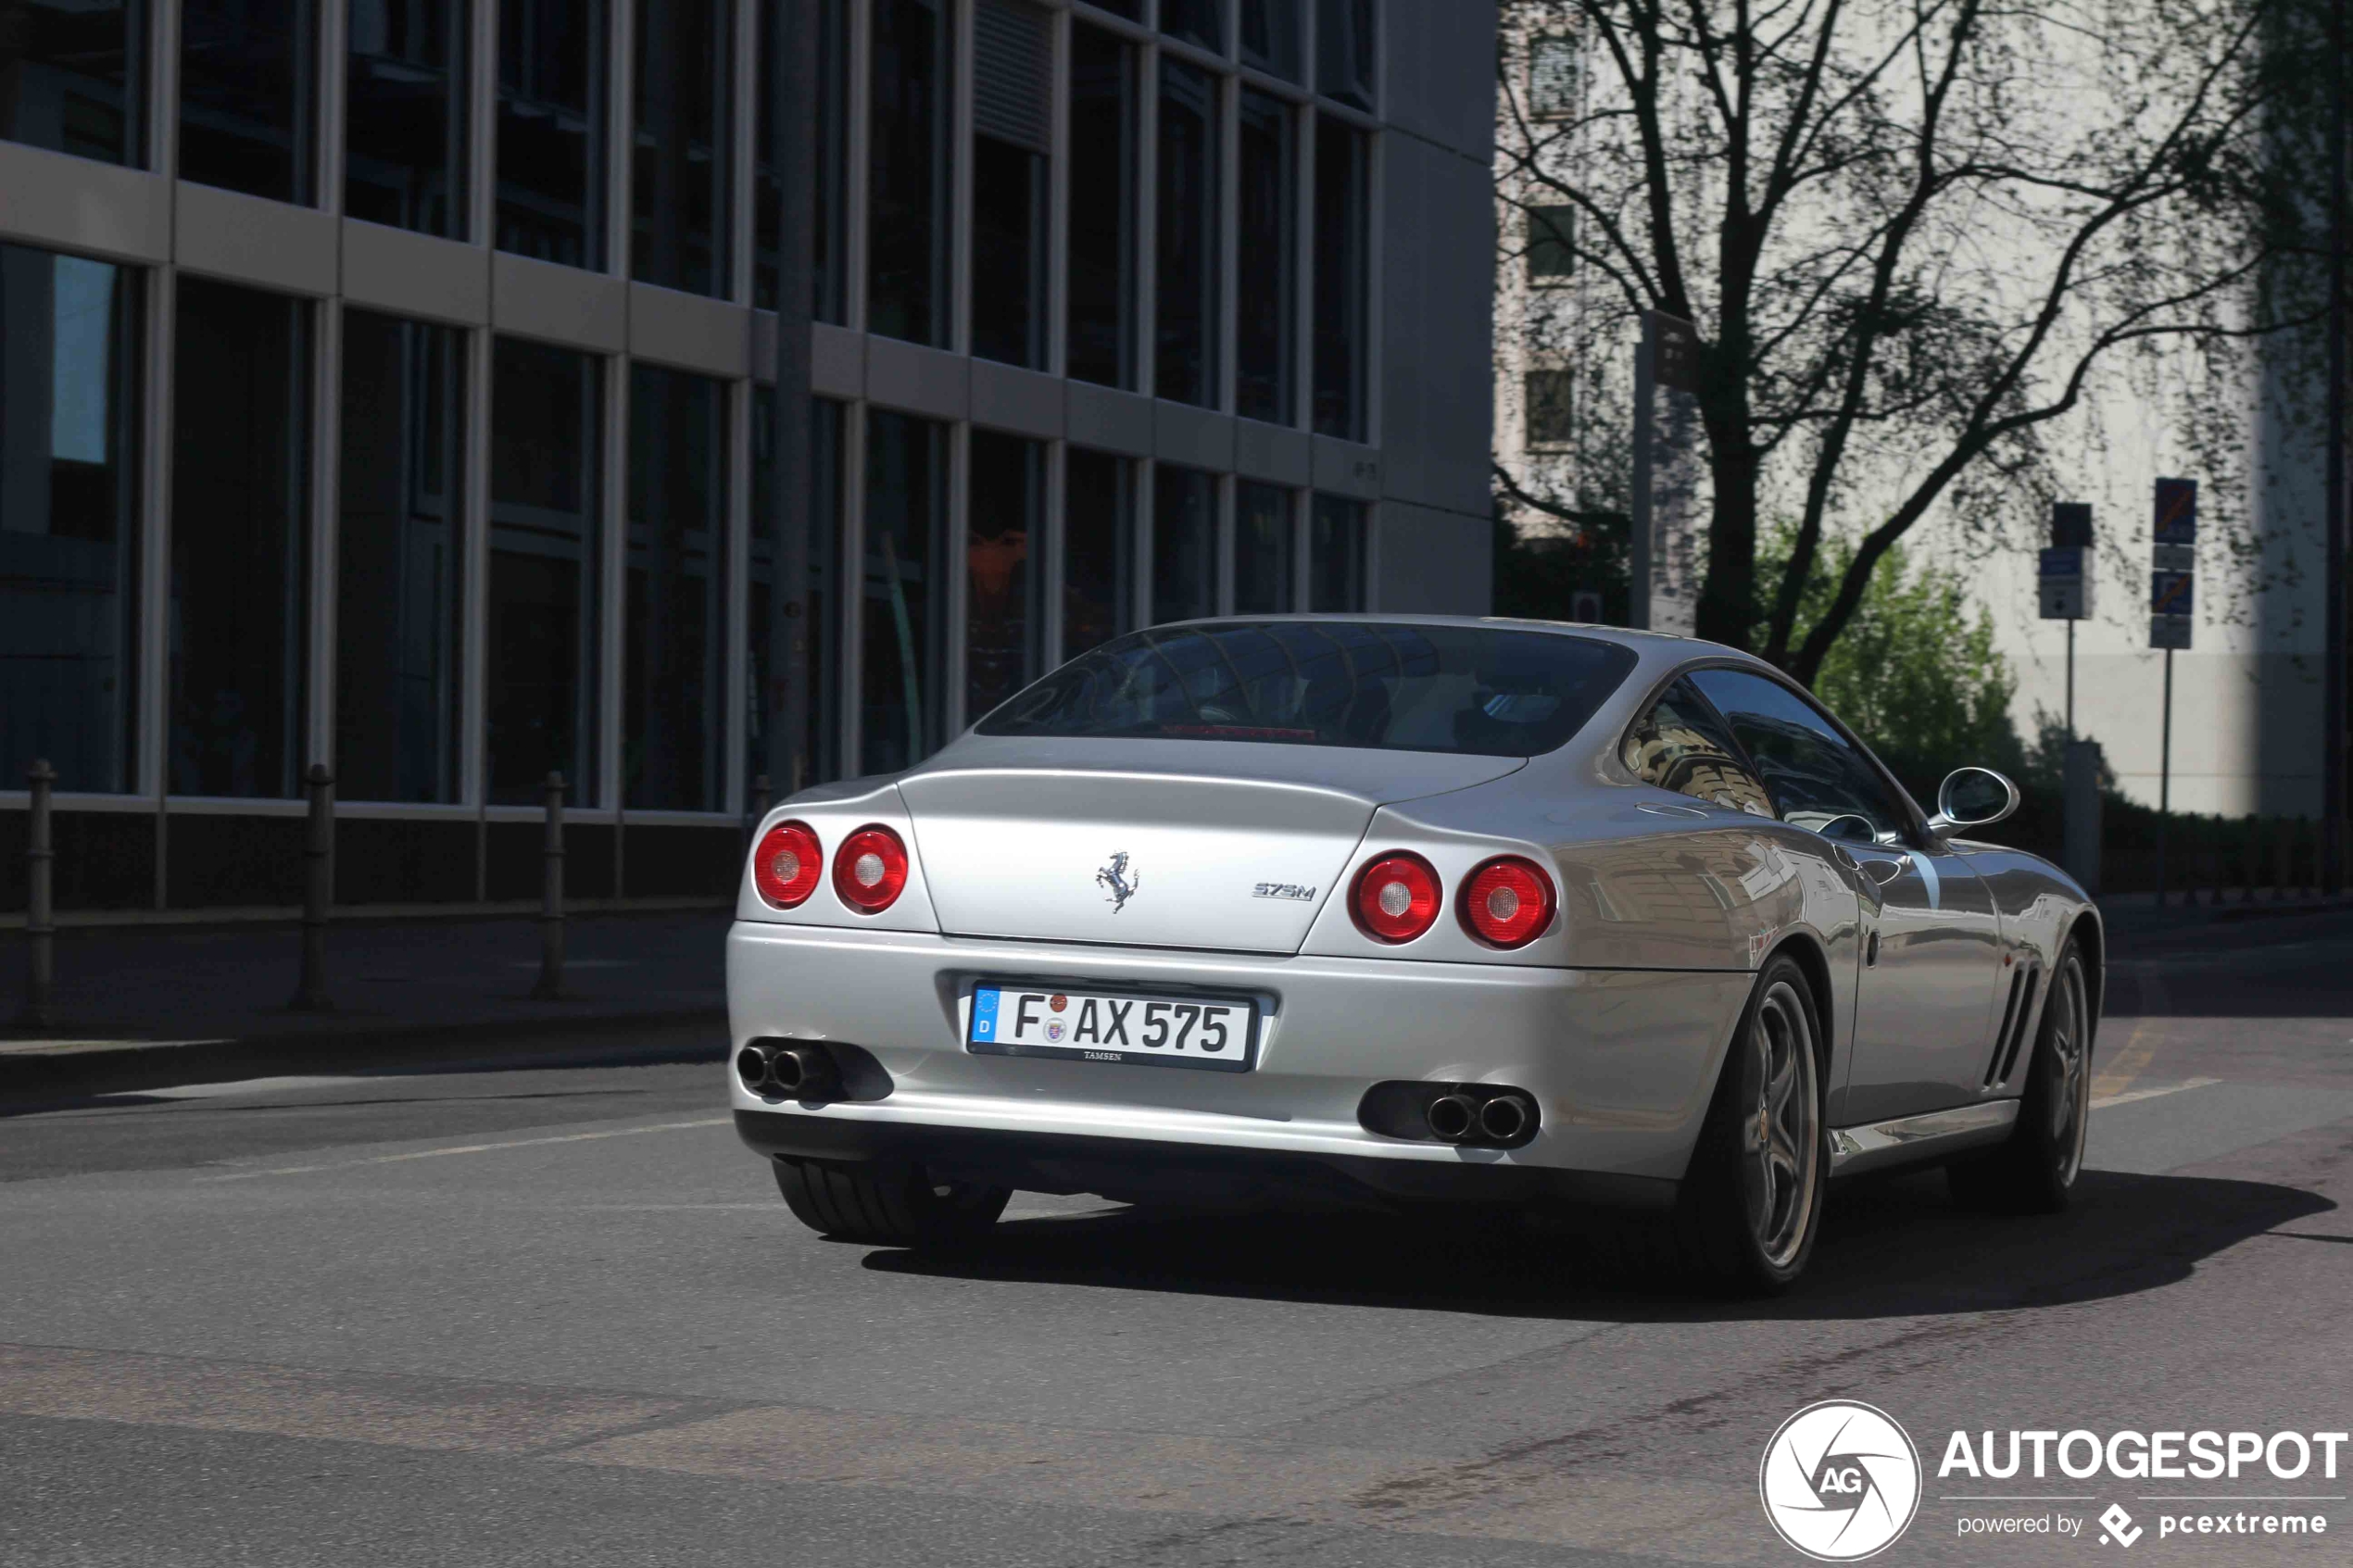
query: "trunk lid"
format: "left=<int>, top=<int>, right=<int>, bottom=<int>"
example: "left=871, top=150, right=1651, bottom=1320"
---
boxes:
left=900, top=739, right=1521, bottom=952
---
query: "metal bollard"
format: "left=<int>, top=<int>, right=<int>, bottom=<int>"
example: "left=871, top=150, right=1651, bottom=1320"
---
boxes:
left=290, top=763, right=334, bottom=1011
left=532, top=771, right=565, bottom=1000
left=19, top=759, right=55, bottom=1030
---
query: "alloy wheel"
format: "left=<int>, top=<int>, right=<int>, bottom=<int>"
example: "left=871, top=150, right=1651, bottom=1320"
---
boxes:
left=1741, top=979, right=1821, bottom=1270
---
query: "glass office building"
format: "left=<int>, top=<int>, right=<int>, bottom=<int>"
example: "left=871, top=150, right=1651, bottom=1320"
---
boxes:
left=0, top=0, right=1495, bottom=911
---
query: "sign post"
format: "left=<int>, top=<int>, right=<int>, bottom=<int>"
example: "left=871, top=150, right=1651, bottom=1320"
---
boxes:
left=1629, top=311, right=1700, bottom=633
left=2041, top=503, right=2099, bottom=891
left=2150, top=478, right=2197, bottom=904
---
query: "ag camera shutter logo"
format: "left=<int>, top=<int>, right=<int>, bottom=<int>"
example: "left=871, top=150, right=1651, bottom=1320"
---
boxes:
left=1759, top=1400, right=1922, bottom=1561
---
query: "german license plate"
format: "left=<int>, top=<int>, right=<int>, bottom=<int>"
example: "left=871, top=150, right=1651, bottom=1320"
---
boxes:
left=966, top=984, right=1259, bottom=1073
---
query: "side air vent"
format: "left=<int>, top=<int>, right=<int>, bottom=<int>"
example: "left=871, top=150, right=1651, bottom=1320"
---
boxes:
left=1982, top=969, right=2026, bottom=1088
left=1987, top=966, right=2042, bottom=1088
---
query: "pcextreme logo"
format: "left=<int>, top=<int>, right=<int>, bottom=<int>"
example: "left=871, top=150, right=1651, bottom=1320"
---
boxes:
left=1759, top=1400, right=1924, bottom=1562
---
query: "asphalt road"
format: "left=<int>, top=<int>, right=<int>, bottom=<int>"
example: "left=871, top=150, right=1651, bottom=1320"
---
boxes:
left=4, top=911, right=2351, bottom=1566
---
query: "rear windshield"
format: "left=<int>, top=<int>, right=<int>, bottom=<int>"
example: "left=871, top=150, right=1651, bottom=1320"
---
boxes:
left=975, top=621, right=1640, bottom=758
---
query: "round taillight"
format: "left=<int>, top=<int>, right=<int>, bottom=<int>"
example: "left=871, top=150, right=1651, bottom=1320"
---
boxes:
left=1460, top=856, right=1557, bottom=948
left=1351, top=851, right=1441, bottom=943
left=750, top=821, right=822, bottom=909
left=832, top=824, right=910, bottom=913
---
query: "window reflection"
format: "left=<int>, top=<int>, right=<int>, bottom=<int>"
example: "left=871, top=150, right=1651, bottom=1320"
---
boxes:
left=346, top=0, right=467, bottom=235
left=497, top=0, right=608, bottom=269
left=337, top=310, right=464, bottom=803
left=1309, top=493, right=1365, bottom=612
left=181, top=0, right=315, bottom=202
left=869, top=0, right=953, bottom=345
left=1236, top=90, right=1294, bottom=425
left=1315, top=0, right=1373, bottom=109
left=632, top=0, right=728, bottom=296
left=966, top=429, right=1042, bottom=720
left=1240, top=0, right=1300, bottom=80
left=1066, top=24, right=1136, bottom=389
left=750, top=390, right=842, bottom=790
left=1161, top=0, right=1220, bottom=51
left=1312, top=119, right=1367, bottom=439
left=0, top=0, right=145, bottom=164
left=170, top=277, right=310, bottom=798
left=1234, top=482, right=1293, bottom=615
left=625, top=364, right=727, bottom=810
left=972, top=0, right=1050, bottom=369
left=487, top=337, right=600, bottom=805
left=1155, top=58, right=1219, bottom=408
left=1063, top=446, right=1130, bottom=659
left=0, top=244, right=141, bottom=793
left=861, top=409, right=946, bottom=771
left=1152, top=464, right=1215, bottom=625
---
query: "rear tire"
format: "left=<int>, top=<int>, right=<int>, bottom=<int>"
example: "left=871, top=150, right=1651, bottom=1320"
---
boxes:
left=772, top=1157, right=1011, bottom=1248
left=1948, top=940, right=2094, bottom=1214
left=1665, top=955, right=1828, bottom=1295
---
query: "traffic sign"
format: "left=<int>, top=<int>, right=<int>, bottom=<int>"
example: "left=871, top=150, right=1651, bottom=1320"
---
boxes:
left=2052, top=502, right=2094, bottom=548
left=2039, top=546, right=2089, bottom=620
left=2150, top=570, right=2194, bottom=617
left=2151, top=616, right=2193, bottom=650
left=2154, top=477, right=2197, bottom=545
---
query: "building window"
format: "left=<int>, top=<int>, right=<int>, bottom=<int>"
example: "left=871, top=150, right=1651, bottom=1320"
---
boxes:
left=1527, top=204, right=1573, bottom=282
left=346, top=0, right=467, bottom=236
left=170, top=277, right=310, bottom=798
left=632, top=0, right=730, bottom=296
left=966, top=429, right=1044, bottom=719
left=180, top=0, right=316, bottom=203
left=1234, top=482, right=1294, bottom=614
left=869, top=0, right=954, bottom=346
left=1155, top=57, right=1220, bottom=408
left=1235, top=90, right=1295, bottom=426
left=862, top=408, right=947, bottom=771
left=623, top=365, right=726, bottom=810
left=1525, top=369, right=1575, bottom=448
left=750, top=389, right=843, bottom=790
left=0, top=0, right=145, bottom=164
left=761, top=0, right=848, bottom=316
left=497, top=0, right=608, bottom=269
left=1240, top=0, right=1302, bottom=81
left=1315, top=0, right=1372, bottom=110
left=0, top=244, right=141, bottom=793
left=336, top=310, right=463, bottom=804
left=1066, top=24, right=1136, bottom=389
left=1308, top=493, right=1365, bottom=611
left=1162, top=0, right=1221, bottom=51
left=1529, top=34, right=1577, bottom=119
left=487, top=337, right=600, bottom=805
left=1084, top=0, right=1139, bottom=18
left=972, top=0, right=1051, bottom=369
left=1312, top=119, right=1366, bottom=440
left=1151, top=464, right=1215, bottom=624
left=1063, top=446, right=1130, bottom=658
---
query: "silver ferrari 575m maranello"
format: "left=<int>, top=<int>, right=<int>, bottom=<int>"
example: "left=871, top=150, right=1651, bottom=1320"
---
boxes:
left=726, top=616, right=2099, bottom=1292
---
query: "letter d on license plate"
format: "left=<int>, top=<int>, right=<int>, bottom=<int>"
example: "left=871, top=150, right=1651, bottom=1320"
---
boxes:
left=967, top=984, right=1259, bottom=1073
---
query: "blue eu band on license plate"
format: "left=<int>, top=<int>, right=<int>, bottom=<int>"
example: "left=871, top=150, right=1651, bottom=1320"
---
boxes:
left=967, top=985, right=1258, bottom=1073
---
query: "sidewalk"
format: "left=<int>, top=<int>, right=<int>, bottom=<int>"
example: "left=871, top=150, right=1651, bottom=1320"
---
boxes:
left=0, top=909, right=731, bottom=1100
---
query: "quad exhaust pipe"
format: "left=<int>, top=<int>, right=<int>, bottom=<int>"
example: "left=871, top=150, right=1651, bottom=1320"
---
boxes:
left=1423, top=1086, right=1539, bottom=1148
left=735, top=1040, right=841, bottom=1100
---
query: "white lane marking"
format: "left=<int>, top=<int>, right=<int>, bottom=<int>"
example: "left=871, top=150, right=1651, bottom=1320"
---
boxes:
left=200, top=1117, right=733, bottom=1180
left=96, top=1074, right=367, bottom=1102
left=2091, top=1077, right=2220, bottom=1111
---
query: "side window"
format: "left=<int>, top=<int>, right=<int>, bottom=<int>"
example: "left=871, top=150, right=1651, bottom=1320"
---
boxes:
left=1686, top=669, right=1907, bottom=842
left=1622, top=679, right=1774, bottom=817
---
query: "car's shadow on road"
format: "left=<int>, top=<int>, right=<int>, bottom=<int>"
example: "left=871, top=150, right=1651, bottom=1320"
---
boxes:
left=863, top=1165, right=2334, bottom=1323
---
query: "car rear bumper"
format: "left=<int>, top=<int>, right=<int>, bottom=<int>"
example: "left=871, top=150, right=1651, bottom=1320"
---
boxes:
left=734, top=1109, right=1677, bottom=1210
left=725, top=921, right=1755, bottom=1186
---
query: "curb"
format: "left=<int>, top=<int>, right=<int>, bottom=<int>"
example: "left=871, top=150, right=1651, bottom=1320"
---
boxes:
left=0, top=1008, right=729, bottom=1108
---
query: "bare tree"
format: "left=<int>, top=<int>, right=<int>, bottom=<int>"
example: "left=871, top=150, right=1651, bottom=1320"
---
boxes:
left=1495, top=0, right=2319, bottom=683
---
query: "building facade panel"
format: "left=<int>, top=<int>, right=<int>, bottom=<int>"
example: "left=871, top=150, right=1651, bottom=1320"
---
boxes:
left=0, top=0, right=1497, bottom=917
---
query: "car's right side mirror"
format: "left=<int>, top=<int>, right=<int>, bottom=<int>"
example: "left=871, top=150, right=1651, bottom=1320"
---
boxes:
left=1930, top=767, right=2020, bottom=834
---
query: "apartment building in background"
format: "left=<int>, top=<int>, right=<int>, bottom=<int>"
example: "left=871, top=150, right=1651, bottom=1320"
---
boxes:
left=0, top=0, right=1498, bottom=912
